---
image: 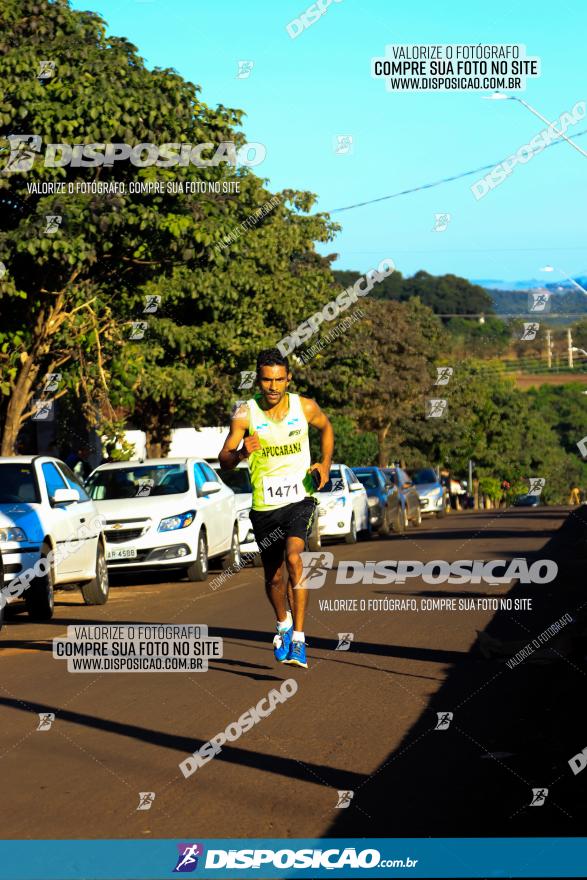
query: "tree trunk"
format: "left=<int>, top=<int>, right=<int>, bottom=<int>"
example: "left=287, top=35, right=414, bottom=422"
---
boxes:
left=377, top=424, right=390, bottom=468
left=1, top=352, right=42, bottom=455
left=142, top=401, right=173, bottom=459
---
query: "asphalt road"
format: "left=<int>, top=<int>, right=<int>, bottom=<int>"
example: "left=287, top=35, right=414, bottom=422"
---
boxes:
left=0, top=506, right=579, bottom=840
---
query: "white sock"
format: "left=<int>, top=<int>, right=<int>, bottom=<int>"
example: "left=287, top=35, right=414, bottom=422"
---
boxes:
left=293, top=630, right=305, bottom=643
left=277, top=611, right=292, bottom=632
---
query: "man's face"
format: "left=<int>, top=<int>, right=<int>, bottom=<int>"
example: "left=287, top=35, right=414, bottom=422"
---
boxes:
left=258, top=365, right=290, bottom=406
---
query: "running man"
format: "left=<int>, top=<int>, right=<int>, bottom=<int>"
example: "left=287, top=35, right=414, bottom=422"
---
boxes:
left=219, top=348, right=333, bottom=669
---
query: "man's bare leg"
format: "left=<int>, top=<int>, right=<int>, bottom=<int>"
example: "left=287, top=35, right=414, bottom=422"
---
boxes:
left=285, top=536, right=308, bottom=633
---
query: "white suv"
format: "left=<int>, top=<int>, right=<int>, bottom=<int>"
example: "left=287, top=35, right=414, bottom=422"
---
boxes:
left=0, top=456, right=109, bottom=625
left=86, top=458, right=239, bottom=581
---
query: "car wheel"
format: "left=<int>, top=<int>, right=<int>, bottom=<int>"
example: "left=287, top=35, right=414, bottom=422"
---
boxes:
left=344, top=514, right=358, bottom=544
left=25, top=544, right=54, bottom=621
left=393, top=504, right=405, bottom=535
left=437, top=499, right=447, bottom=519
left=379, top=505, right=391, bottom=536
left=222, top=526, right=241, bottom=571
left=81, top=542, right=110, bottom=605
left=186, top=531, right=208, bottom=582
left=358, top=509, right=372, bottom=541
left=412, top=505, right=422, bottom=527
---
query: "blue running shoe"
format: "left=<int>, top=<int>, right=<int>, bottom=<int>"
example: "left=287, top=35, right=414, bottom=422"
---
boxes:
left=273, top=625, right=293, bottom=662
left=285, top=640, right=308, bottom=669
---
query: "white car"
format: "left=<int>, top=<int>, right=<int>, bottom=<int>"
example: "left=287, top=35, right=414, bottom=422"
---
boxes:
left=0, top=456, right=109, bottom=626
left=315, top=464, right=370, bottom=544
left=85, top=458, right=239, bottom=581
left=210, top=461, right=261, bottom=563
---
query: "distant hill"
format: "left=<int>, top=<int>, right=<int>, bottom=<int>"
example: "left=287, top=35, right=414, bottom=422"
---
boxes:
left=489, top=288, right=587, bottom=315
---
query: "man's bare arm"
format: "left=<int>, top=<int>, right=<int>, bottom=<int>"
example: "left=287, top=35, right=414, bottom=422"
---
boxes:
left=219, top=403, right=262, bottom=470
left=300, top=397, right=334, bottom=488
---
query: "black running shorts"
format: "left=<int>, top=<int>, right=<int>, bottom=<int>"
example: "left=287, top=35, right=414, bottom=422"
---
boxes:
left=249, top=496, right=317, bottom=565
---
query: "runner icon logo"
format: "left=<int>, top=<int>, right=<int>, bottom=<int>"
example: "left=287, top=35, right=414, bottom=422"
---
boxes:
left=36, top=712, right=55, bottom=731
left=528, top=477, right=545, bottom=496
left=335, top=790, right=354, bottom=808
left=297, top=551, right=334, bottom=589
left=136, top=792, right=155, bottom=811
left=335, top=633, right=354, bottom=651
left=173, top=843, right=204, bottom=872
left=434, top=366, right=453, bottom=385
left=530, top=788, right=548, bottom=806
left=435, top=711, right=453, bottom=730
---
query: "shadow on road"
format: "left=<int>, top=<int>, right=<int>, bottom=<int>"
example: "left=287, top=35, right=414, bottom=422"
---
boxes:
left=325, top=506, right=587, bottom=838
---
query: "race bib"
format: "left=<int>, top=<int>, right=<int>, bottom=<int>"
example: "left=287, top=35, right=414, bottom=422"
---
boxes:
left=262, top=476, right=304, bottom=505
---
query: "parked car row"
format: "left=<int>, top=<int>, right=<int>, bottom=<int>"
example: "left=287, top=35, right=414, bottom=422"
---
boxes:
left=0, top=454, right=444, bottom=630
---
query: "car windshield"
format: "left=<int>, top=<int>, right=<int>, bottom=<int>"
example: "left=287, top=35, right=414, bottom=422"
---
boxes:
left=0, top=464, right=40, bottom=503
left=86, top=464, right=189, bottom=500
left=353, top=470, right=378, bottom=490
left=318, top=467, right=344, bottom=493
left=412, top=468, right=438, bottom=485
left=216, top=467, right=252, bottom=494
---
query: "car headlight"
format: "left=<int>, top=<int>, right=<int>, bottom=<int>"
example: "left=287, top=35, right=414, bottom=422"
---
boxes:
left=328, top=497, right=346, bottom=510
left=367, top=497, right=379, bottom=508
left=0, top=527, right=28, bottom=542
left=158, top=511, right=196, bottom=532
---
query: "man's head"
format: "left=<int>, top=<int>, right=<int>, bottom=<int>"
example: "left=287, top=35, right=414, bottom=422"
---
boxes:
left=256, top=348, right=291, bottom=406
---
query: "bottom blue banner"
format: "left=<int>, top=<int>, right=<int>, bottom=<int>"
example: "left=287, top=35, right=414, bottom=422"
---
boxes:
left=0, top=837, right=584, bottom=879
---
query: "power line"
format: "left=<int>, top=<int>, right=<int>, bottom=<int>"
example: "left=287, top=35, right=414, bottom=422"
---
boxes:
left=328, top=127, right=587, bottom=214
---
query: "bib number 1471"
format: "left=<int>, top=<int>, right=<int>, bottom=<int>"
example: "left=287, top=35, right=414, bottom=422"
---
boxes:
left=263, top=477, right=302, bottom=505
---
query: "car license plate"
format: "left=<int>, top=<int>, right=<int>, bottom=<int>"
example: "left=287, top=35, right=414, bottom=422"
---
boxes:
left=106, top=547, right=137, bottom=561
left=262, top=477, right=303, bottom=506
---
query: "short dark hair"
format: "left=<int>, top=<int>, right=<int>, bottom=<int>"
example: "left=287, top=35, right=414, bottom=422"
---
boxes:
left=256, top=348, right=290, bottom=375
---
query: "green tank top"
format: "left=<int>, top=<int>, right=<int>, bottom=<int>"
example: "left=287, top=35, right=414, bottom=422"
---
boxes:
left=247, top=392, right=315, bottom=511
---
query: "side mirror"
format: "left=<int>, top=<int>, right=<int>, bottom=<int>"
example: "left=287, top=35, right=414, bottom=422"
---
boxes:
left=349, top=482, right=363, bottom=492
left=200, top=481, right=221, bottom=495
left=52, top=488, right=79, bottom=505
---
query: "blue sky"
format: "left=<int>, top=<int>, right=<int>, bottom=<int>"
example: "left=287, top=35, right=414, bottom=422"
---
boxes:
left=72, top=0, right=587, bottom=283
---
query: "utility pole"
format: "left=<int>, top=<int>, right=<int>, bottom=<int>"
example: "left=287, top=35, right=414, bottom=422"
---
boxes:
left=568, top=328, right=574, bottom=368
left=545, top=329, right=552, bottom=369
